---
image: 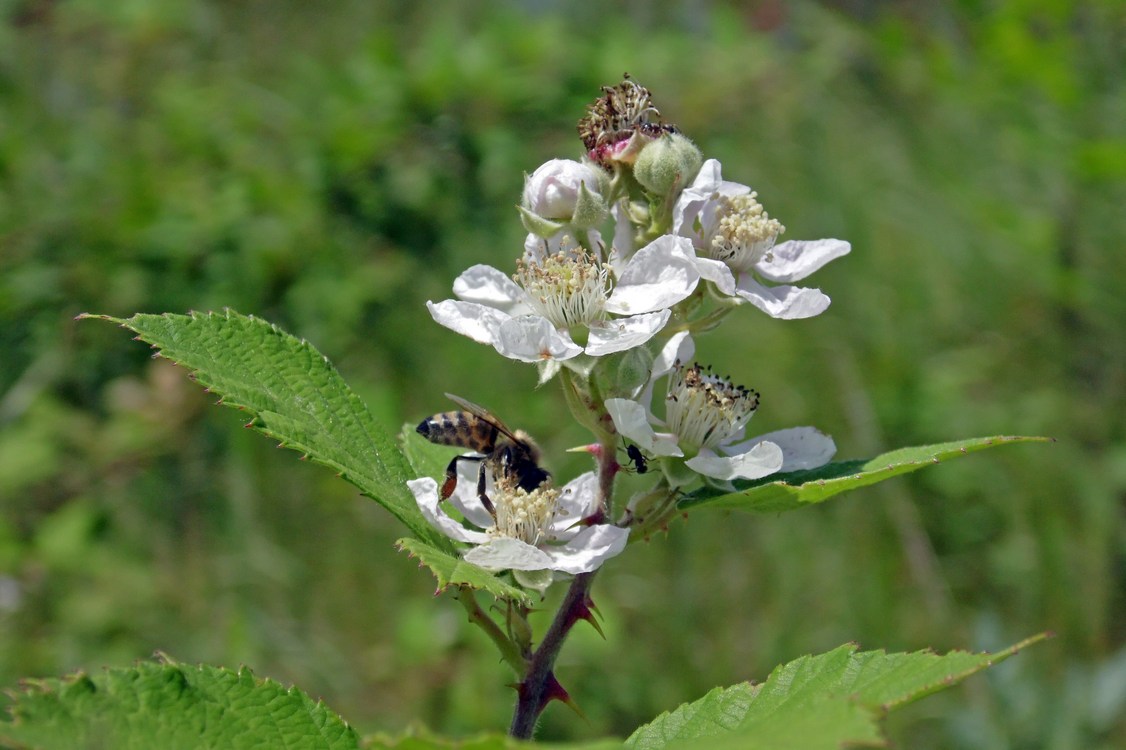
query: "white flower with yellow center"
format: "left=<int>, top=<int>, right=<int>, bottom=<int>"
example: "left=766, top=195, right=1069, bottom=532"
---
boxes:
left=426, top=234, right=701, bottom=363
left=407, top=468, right=628, bottom=575
left=605, top=332, right=838, bottom=482
left=674, top=159, right=851, bottom=320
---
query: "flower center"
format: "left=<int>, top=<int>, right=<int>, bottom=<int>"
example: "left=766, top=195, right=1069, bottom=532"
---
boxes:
left=705, top=192, right=785, bottom=273
left=490, top=477, right=560, bottom=546
left=665, top=362, right=760, bottom=450
left=515, top=250, right=609, bottom=330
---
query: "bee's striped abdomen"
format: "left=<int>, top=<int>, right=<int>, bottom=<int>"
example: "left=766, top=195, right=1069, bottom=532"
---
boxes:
left=416, top=411, right=498, bottom=452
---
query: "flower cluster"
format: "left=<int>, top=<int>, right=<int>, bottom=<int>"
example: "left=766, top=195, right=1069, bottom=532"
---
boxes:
left=414, top=78, right=847, bottom=585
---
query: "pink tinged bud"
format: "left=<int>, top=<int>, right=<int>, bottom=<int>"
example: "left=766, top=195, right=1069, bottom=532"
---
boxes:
left=523, top=159, right=604, bottom=221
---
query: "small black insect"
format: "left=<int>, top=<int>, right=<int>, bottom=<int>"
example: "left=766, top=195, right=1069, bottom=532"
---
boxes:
left=625, top=443, right=649, bottom=474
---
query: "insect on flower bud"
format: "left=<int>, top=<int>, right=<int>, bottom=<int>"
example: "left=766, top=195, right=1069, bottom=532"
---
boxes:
left=577, top=75, right=678, bottom=167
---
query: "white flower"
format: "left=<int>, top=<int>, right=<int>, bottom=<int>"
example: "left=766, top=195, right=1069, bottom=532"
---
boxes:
left=522, top=159, right=604, bottom=221
left=426, top=234, right=701, bottom=363
left=674, top=159, right=851, bottom=320
left=407, top=468, right=629, bottom=575
left=605, top=332, right=837, bottom=482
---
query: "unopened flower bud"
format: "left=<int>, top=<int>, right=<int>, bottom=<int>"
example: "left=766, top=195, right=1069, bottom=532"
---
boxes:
left=633, top=132, right=703, bottom=197
left=521, top=159, right=608, bottom=234
left=595, top=346, right=654, bottom=399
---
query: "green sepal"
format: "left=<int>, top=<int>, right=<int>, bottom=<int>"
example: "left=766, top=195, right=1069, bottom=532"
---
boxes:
left=518, top=204, right=566, bottom=238
left=570, top=180, right=610, bottom=229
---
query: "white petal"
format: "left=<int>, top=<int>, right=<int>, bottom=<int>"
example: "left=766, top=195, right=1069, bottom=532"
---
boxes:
left=605, top=398, right=683, bottom=457
left=631, top=330, right=695, bottom=413
left=674, top=159, right=754, bottom=249
left=543, top=524, right=630, bottom=574
left=691, top=158, right=724, bottom=188
left=609, top=200, right=637, bottom=276
left=585, top=310, right=671, bottom=356
left=407, top=477, right=491, bottom=545
left=464, top=537, right=554, bottom=572
left=672, top=159, right=723, bottom=235
left=605, top=235, right=700, bottom=314
left=651, top=330, right=695, bottom=381
left=524, top=233, right=550, bottom=263
left=686, top=441, right=784, bottom=481
left=694, top=257, right=738, bottom=296
left=728, top=427, right=837, bottom=472
left=552, top=471, right=600, bottom=531
left=755, top=239, right=851, bottom=283
left=452, top=265, right=530, bottom=313
left=734, top=276, right=831, bottom=320
left=426, top=300, right=509, bottom=345
left=493, top=315, right=583, bottom=362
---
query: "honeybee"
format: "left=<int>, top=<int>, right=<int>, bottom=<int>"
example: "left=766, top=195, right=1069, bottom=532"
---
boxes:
left=415, top=393, right=550, bottom=516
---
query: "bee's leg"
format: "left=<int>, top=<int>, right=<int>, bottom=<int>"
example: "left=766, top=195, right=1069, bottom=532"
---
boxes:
left=476, top=462, right=496, bottom=518
left=442, top=455, right=480, bottom=499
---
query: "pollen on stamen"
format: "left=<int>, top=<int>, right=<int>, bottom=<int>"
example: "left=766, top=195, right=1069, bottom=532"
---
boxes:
left=490, top=477, right=561, bottom=547
left=708, top=192, right=785, bottom=273
left=664, top=361, right=761, bottom=450
left=515, top=250, right=609, bottom=330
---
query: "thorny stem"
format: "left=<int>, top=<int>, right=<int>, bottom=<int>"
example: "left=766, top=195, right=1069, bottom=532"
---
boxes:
left=508, top=571, right=598, bottom=738
left=508, top=411, right=619, bottom=738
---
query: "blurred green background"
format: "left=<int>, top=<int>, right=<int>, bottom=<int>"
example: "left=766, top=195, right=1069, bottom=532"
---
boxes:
left=1, top=0, right=1123, bottom=746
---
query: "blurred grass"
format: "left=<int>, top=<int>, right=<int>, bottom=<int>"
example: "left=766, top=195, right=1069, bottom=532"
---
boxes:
left=1, top=0, right=1124, bottom=747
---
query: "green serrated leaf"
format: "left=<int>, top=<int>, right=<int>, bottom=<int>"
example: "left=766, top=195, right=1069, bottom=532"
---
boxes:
left=0, top=658, right=359, bottom=750
left=625, top=634, right=1049, bottom=750
left=396, top=538, right=532, bottom=605
left=84, top=311, right=450, bottom=550
left=361, top=727, right=622, bottom=749
left=680, top=435, right=1051, bottom=513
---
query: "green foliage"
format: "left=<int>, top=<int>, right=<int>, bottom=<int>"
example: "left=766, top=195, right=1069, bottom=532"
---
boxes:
left=0, top=638, right=1042, bottom=749
left=626, top=635, right=1048, bottom=750
left=0, top=658, right=359, bottom=750
left=681, top=436, right=1052, bottom=513
left=362, top=733, right=622, bottom=750
left=396, top=539, right=531, bottom=606
left=83, top=311, right=448, bottom=550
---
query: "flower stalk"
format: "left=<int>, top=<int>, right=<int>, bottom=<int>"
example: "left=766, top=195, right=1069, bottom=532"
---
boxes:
left=456, top=588, right=526, bottom=675
left=509, top=421, right=618, bottom=737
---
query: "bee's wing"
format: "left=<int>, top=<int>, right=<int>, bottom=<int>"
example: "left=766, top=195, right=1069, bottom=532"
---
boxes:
left=444, top=392, right=521, bottom=442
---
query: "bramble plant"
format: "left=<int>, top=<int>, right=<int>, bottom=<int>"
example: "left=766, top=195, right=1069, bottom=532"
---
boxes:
left=2, top=78, right=1049, bottom=749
